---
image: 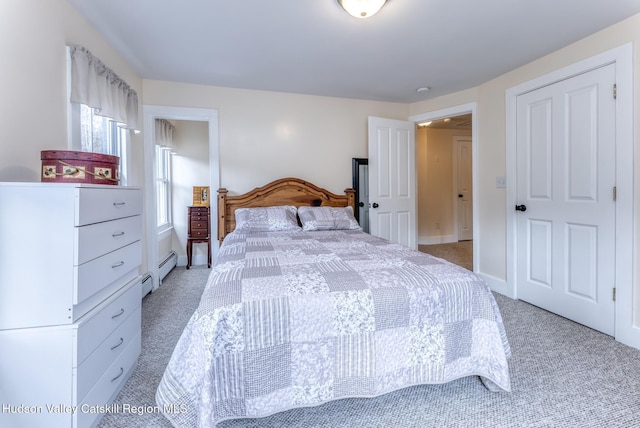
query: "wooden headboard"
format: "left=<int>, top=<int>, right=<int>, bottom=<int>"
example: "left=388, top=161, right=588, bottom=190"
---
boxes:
left=217, top=177, right=356, bottom=243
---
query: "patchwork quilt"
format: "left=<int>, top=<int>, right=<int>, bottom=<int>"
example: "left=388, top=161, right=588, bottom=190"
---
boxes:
left=156, top=230, right=511, bottom=427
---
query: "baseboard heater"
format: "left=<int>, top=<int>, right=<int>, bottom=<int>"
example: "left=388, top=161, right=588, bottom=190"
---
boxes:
left=141, top=272, right=153, bottom=297
left=141, top=251, right=178, bottom=298
left=159, top=250, right=178, bottom=284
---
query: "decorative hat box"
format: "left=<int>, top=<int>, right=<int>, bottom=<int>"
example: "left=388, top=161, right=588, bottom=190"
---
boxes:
left=41, top=150, right=119, bottom=185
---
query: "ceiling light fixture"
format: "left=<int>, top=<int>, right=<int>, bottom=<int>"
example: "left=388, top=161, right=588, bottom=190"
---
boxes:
left=416, top=86, right=430, bottom=94
left=418, top=121, right=432, bottom=127
left=338, top=0, right=387, bottom=19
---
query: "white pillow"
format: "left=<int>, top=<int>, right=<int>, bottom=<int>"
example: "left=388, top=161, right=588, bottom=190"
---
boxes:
left=234, top=206, right=300, bottom=232
left=297, top=206, right=362, bottom=231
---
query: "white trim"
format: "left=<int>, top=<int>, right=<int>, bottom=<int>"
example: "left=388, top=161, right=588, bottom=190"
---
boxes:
left=410, top=103, right=479, bottom=274
left=478, top=272, right=509, bottom=297
left=505, top=43, right=636, bottom=348
left=143, top=105, right=220, bottom=292
left=418, top=234, right=457, bottom=245
left=158, top=225, right=173, bottom=240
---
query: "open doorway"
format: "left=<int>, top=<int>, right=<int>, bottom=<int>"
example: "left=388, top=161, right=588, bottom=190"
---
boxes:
left=157, top=119, right=210, bottom=271
left=143, top=106, right=219, bottom=294
left=414, top=112, right=474, bottom=272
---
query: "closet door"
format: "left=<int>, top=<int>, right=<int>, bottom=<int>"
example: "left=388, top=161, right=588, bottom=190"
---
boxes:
left=515, top=64, right=616, bottom=335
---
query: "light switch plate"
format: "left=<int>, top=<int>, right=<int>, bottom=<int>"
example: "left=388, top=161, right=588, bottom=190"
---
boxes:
left=496, top=176, right=506, bottom=188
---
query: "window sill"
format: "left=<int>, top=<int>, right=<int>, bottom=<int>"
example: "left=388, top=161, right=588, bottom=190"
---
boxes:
left=158, top=225, right=173, bottom=239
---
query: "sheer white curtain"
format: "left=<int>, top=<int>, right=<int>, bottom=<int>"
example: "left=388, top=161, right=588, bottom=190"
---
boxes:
left=155, top=119, right=175, bottom=149
left=68, top=43, right=139, bottom=130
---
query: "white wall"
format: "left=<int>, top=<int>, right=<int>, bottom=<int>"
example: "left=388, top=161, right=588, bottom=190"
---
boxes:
left=417, top=127, right=472, bottom=244
left=171, top=120, right=210, bottom=266
left=142, top=80, right=410, bottom=196
left=0, top=0, right=147, bottom=265
left=0, top=0, right=143, bottom=182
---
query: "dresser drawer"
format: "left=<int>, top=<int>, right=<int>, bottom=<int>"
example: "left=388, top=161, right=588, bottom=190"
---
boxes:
left=76, top=187, right=142, bottom=226
left=75, top=215, right=142, bottom=265
left=75, top=241, right=141, bottom=305
left=75, top=279, right=140, bottom=364
left=75, top=333, right=141, bottom=428
left=76, top=306, right=141, bottom=402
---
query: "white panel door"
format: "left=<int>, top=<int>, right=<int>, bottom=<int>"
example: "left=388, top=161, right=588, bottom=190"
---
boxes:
left=515, top=64, right=616, bottom=335
left=368, top=117, right=416, bottom=249
left=456, top=137, right=473, bottom=241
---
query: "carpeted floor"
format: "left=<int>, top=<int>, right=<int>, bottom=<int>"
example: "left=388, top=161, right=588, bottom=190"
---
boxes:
left=419, top=241, right=473, bottom=271
left=98, top=264, right=640, bottom=428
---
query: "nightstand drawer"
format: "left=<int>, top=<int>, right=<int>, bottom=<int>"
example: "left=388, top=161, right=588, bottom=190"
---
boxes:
left=189, top=229, right=209, bottom=238
left=190, top=220, right=209, bottom=230
left=189, top=206, right=209, bottom=213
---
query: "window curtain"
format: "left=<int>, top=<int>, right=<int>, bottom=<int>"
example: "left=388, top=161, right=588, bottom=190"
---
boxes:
left=155, top=119, right=175, bottom=149
left=68, top=43, right=139, bottom=130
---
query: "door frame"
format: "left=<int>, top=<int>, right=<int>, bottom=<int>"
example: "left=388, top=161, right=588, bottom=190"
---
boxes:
left=143, top=105, right=220, bottom=292
left=505, top=43, right=635, bottom=346
left=410, top=102, right=478, bottom=271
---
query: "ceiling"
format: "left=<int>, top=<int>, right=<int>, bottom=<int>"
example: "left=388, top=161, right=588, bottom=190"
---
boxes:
left=66, top=0, right=640, bottom=104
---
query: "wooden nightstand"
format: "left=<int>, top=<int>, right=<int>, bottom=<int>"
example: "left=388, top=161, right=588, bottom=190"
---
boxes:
left=186, top=206, right=211, bottom=269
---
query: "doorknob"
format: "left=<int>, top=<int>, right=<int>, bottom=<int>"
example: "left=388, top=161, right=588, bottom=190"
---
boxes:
left=358, top=202, right=365, bottom=207
left=515, top=204, right=527, bottom=212
left=458, top=194, right=463, bottom=198
left=372, top=202, right=379, bottom=208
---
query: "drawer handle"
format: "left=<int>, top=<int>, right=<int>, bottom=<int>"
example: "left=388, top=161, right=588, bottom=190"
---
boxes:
left=112, top=261, right=125, bottom=269
left=110, top=367, right=124, bottom=383
left=113, top=201, right=126, bottom=207
left=111, top=308, right=125, bottom=319
left=111, top=337, right=124, bottom=351
left=112, top=231, right=125, bottom=238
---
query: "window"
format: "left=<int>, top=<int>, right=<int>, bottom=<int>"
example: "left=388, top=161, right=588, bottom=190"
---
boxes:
left=66, top=44, right=138, bottom=186
left=69, top=103, right=129, bottom=184
left=156, top=145, right=172, bottom=230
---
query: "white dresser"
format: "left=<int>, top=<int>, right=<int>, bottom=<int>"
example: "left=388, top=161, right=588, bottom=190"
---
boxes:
left=0, top=183, right=143, bottom=428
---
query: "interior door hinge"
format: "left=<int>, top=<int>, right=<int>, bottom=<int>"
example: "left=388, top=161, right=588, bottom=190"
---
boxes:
left=613, top=83, right=617, bottom=99
left=613, top=186, right=617, bottom=201
left=613, top=287, right=616, bottom=301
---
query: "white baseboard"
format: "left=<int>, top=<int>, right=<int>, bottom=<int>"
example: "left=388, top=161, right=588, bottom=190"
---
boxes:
left=616, top=325, right=640, bottom=351
left=478, top=273, right=640, bottom=351
left=159, top=251, right=177, bottom=283
left=418, top=235, right=457, bottom=245
left=477, top=272, right=514, bottom=299
left=177, top=254, right=209, bottom=267
left=141, top=272, right=154, bottom=297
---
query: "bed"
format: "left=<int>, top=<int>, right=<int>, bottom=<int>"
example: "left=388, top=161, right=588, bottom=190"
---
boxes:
left=156, top=177, right=511, bottom=427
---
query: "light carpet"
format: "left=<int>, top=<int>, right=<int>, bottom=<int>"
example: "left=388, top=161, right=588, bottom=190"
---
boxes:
left=419, top=241, right=473, bottom=271
left=98, top=265, right=640, bottom=428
